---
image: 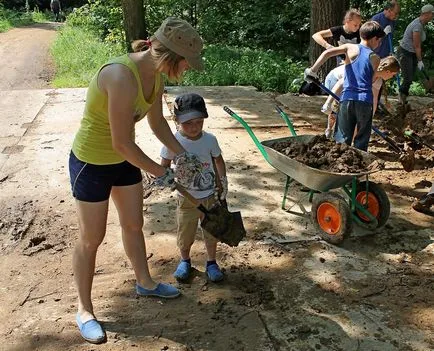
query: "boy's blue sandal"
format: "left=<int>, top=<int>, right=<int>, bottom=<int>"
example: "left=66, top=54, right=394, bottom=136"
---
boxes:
left=136, top=283, right=181, bottom=298
left=173, top=261, right=191, bottom=281
left=206, top=263, right=224, bottom=282
left=76, top=314, right=106, bottom=344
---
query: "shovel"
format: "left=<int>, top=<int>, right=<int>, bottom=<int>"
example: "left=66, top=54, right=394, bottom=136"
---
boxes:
left=175, top=183, right=246, bottom=247
left=404, top=130, right=434, bottom=151
left=420, top=69, right=434, bottom=93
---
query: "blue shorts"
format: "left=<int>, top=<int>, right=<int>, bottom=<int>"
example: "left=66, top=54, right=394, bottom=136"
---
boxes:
left=69, top=151, right=142, bottom=202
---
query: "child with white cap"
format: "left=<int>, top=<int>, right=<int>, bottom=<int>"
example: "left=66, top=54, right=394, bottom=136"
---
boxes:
left=161, top=93, right=228, bottom=284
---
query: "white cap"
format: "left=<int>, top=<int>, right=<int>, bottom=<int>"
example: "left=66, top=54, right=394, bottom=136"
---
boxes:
left=421, top=4, right=434, bottom=13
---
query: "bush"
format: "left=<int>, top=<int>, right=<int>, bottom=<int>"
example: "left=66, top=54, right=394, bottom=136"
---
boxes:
left=0, top=5, right=48, bottom=32
left=67, top=0, right=124, bottom=47
left=50, top=25, right=123, bottom=87
left=181, top=44, right=305, bottom=93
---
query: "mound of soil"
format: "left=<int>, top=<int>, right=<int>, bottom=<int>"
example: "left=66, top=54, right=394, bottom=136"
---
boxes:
left=378, top=104, right=434, bottom=143
left=406, top=106, right=434, bottom=137
left=270, top=135, right=372, bottom=173
left=374, top=104, right=434, bottom=168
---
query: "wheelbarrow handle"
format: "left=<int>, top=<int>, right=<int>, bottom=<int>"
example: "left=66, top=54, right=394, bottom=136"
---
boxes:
left=275, top=105, right=297, bottom=136
left=223, top=106, right=271, bottom=163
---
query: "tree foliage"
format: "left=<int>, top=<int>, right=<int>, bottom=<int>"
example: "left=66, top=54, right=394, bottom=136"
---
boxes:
left=3, top=0, right=434, bottom=67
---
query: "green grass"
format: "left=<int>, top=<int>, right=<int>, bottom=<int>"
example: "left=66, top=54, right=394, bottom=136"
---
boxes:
left=50, top=25, right=123, bottom=87
left=50, top=28, right=305, bottom=92
left=0, top=8, right=49, bottom=33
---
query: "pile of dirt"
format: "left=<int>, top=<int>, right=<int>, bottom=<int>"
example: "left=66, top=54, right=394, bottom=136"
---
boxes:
left=377, top=105, right=434, bottom=142
left=270, top=135, right=371, bottom=173
left=374, top=105, right=434, bottom=168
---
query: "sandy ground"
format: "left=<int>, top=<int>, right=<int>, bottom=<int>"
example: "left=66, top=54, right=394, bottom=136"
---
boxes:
left=0, top=23, right=433, bottom=351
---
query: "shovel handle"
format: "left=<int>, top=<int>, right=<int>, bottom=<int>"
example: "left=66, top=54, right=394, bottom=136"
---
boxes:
left=421, top=69, right=430, bottom=80
left=371, top=125, right=402, bottom=154
left=307, top=76, right=341, bottom=102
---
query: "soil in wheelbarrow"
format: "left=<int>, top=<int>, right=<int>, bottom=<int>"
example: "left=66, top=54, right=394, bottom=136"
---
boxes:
left=270, top=135, right=374, bottom=173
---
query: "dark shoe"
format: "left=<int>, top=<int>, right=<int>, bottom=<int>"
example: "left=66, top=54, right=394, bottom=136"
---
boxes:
left=412, top=194, right=434, bottom=214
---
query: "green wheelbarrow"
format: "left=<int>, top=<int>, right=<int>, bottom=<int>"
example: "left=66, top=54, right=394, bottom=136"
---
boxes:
left=223, top=105, right=390, bottom=245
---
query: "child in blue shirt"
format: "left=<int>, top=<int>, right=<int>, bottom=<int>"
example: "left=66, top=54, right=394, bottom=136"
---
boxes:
left=305, top=21, right=385, bottom=151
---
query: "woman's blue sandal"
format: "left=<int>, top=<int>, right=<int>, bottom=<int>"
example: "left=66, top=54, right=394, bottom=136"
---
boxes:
left=76, top=314, right=106, bottom=344
left=136, top=283, right=181, bottom=298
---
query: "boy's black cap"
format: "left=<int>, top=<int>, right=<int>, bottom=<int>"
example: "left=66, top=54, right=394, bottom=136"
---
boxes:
left=174, top=93, right=208, bottom=123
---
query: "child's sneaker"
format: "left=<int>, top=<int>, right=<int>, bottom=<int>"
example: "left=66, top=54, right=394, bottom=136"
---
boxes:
left=324, top=128, right=333, bottom=139
left=321, top=102, right=333, bottom=115
left=173, top=260, right=191, bottom=281
left=206, top=263, right=224, bottom=282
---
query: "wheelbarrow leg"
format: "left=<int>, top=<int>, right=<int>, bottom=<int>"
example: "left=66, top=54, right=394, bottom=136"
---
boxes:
left=282, top=176, right=295, bottom=210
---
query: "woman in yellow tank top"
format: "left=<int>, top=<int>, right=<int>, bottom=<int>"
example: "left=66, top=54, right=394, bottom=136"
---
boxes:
left=69, top=17, right=204, bottom=344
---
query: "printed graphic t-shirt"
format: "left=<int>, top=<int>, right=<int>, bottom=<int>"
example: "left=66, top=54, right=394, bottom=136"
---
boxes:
left=330, top=25, right=361, bottom=46
left=160, top=131, right=222, bottom=199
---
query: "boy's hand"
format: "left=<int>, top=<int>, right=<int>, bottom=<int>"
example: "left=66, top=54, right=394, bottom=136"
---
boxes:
left=304, top=68, right=318, bottom=83
left=383, top=25, right=392, bottom=35
left=219, top=176, right=228, bottom=200
left=154, top=168, right=175, bottom=188
left=174, top=151, right=201, bottom=187
left=417, top=61, right=424, bottom=71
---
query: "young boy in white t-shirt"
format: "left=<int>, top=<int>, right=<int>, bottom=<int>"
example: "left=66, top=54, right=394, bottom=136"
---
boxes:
left=160, top=93, right=228, bottom=282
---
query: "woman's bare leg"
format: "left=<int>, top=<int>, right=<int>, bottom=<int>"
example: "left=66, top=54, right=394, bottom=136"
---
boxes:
left=73, top=199, right=109, bottom=323
left=111, top=183, right=156, bottom=289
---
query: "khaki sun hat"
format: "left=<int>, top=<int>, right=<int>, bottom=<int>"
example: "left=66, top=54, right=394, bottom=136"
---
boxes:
left=154, top=17, right=204, bottom=71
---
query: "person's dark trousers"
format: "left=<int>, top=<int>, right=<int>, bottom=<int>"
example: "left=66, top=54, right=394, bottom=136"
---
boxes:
left=334, top=100, right=373, bottom=152
left=397, top=46, right=417, bottom=96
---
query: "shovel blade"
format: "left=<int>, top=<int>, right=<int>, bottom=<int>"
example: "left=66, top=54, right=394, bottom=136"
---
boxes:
left=201, top=204, right=246, bottom=247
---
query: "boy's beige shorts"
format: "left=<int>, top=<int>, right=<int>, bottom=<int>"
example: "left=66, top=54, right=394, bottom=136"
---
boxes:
left=176, top=194, right=218, bottom=250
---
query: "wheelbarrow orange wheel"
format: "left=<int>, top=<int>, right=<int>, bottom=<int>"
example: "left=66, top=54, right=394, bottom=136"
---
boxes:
left=311, top=193, right=352, bottom=245
left=354, top=181, right=390, bottom=228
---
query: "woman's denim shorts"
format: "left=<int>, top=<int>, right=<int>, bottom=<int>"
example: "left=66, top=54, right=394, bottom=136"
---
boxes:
left=69, top=151, right=142, bottom=202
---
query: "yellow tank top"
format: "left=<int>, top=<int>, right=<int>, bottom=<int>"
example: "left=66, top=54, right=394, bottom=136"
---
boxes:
left=72, top=54, right=161, bottom=165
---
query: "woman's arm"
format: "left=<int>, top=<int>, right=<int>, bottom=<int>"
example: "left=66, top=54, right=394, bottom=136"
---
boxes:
left=147, top=81, right=184, bottom=156
left=312, top=29, right=334, bottom=49
left=101, top=64, right=167, bottom=177
left=412, top=31, right=422, bottom=62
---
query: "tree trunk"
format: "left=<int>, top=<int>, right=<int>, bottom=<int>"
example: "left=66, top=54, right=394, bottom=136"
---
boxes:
left=121, top=0, right=146, bottom=52
left=309, top=0, right=350, bottom=79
